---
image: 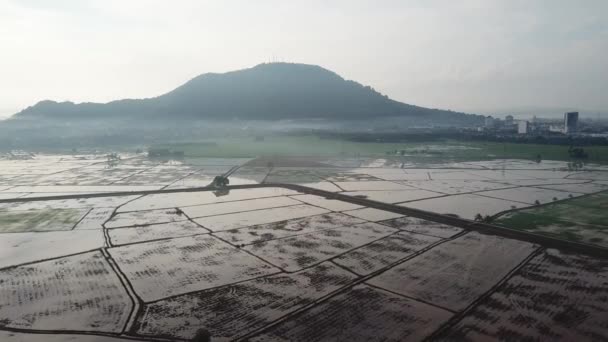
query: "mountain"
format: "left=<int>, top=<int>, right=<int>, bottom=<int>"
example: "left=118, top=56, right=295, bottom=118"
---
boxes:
left=13, top=63, right=481, bottom=124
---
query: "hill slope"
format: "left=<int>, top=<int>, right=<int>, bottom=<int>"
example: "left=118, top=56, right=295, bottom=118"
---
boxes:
left=14, top=63, right=480, bottom=123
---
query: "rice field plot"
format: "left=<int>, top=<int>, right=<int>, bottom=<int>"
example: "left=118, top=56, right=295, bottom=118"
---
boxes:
left=73, top=208, right=115, bottom=230
left=105, top=208, right=190, bottom=228
left=181, top=196, right=300, bottom=218
left=341, top=189, right=443, bottom=204
left=379, top=216, right=463, bottom=238
left=0, top=196, right=138, bottom=211
left=108, top=235, right=279, bottom=302
left=290, top=194, right=363, bottom=211
left=319, top=172, right=382, bottom=182
left=342, top=207, right=404, bottom=221
left=117, top=188, right=299, bottom=212
left=494, top=191, right=608, bottom=247
left=568, top=171, right=608, bottom=181
left=476, top=187, right=579, bottom=205
left=333, top=231, right=441, bottom=275
left=252, top=284, right=453, bottom=342
left=0, top=208, right=89, bottom=233
left=438, top=249, right=608, bottom=341
left=193, top=204, right=329, bottom=232
left=401, top=193, right=523, bottom=220
left=134, top=262, right=356, bottom=340
left=0, top=230, right=105, bottom=268
left=367, top=232, right=538, bottom=312
left=538, top=182, right=608, bottom=194
left=108, top=220, right=209, bottom=246
left=402, top=180, right=513, bottom=195
left=113, top=172, right=193, bottom=186
left=165, top=174, right=214, bottom=188
left=0, top=330, right=137, bottom=342
left=244, top=222, right=397, bottom=272
left=8, top=185, right=160, bottom=193
left=264, top=170, right=325, bottom=184
left=213, top=213, right=365, bottom=246
left=0, top=251, right=132, bottom=333
left=297, top=181, right=343, bottom=192
left=335, top=181, right=414, bottom=192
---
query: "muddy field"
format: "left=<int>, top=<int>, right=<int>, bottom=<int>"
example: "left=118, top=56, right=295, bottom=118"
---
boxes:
left=0, top=153, right=607, bottom=341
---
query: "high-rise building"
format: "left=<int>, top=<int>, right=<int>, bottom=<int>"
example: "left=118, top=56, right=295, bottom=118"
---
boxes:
left=505, top=115, right=514, bottom=125
left=564, top=112, right=579, bottom=134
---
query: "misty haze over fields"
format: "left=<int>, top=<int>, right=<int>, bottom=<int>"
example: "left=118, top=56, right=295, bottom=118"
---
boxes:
left=1, top=0, right=607, bottom=150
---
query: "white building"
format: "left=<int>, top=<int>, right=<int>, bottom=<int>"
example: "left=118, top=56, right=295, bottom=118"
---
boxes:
left=518, top=120, right=529, bottom=134
left=485, top=116, right=495, bottom=128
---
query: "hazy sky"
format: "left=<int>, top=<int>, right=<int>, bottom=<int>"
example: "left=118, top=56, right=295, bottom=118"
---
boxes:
left=1, top=0, right=607, bottom=118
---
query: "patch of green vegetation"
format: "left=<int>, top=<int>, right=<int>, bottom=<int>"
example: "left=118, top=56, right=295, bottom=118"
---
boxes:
left=495, top=191, right=608, bottom=247
left=0, top=208, right=87, bottom=233
left=153, top=135, right=608, bottom=163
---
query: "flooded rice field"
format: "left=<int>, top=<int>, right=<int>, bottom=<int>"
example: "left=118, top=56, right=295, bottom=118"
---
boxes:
left=0, top=153, right=607, bottom=340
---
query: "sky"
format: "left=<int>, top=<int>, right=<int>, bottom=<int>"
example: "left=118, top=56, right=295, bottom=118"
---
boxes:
left=1, top=0, right=607, bottom=119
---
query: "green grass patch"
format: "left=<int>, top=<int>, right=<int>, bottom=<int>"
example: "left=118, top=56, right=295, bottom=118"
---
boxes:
left=495, top=191, right=608, bottom=247
left=152, top=135, right=608, bottom=163
left=0, top=208, right=88, bottom=233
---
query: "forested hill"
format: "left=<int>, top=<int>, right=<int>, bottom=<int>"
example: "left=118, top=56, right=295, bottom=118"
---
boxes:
left=13, top=63, right=482, bottom=124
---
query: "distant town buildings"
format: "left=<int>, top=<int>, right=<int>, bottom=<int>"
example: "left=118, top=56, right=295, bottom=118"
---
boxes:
left=518, top=120, right=529, bottom=134
left=473, top=110, right=608, bottom=141
left=484, top=116, right=496, bottom=128
left=564, top=112, right=579, bottom=134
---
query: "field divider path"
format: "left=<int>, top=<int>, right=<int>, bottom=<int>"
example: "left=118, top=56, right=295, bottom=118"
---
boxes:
left=100, top=248, right=142, bottom=334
